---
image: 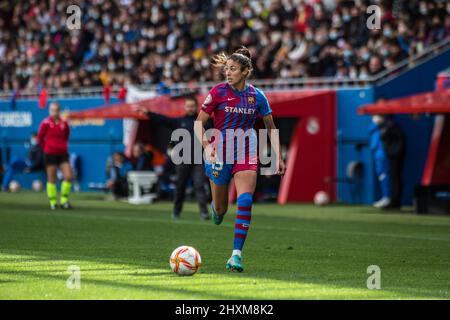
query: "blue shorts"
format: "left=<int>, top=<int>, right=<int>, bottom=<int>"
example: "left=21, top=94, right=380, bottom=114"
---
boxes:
left=204, top=161, right=233, bottom=185
left=204, top=159, right=258, bottom=186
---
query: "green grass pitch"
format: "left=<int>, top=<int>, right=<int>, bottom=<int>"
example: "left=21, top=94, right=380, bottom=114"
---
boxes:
left=0, top=191, right=449, bottom=299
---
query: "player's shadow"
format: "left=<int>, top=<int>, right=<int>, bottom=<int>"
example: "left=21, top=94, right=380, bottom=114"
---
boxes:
left=0, top=268, right=243, bottom=300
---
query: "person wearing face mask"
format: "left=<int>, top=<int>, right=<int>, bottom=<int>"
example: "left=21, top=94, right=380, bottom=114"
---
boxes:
left=1, top=133, right=44, bottom=192
left=369, top=111, right=406, bottom=210
left=369, top=114, right=391, bottom=209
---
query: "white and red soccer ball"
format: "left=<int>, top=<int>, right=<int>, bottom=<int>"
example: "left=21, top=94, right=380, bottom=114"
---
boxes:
left=32, top=180, right=43, bottom=192
left=314, top=191, right=330, bottom=206
left=9, top=180, right=21, bottom=193
left=169, top=245, right=201, bottom=276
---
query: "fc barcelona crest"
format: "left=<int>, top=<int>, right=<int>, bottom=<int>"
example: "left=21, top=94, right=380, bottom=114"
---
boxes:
left=247, top=96, right=255, bottom=105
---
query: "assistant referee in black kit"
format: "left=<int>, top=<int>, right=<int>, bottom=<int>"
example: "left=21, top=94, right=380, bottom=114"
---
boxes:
left=136, top=96, right=210, bottom=220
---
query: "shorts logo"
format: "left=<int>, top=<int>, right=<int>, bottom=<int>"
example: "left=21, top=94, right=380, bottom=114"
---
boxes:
left=247, top=96, right=255, bottom=105
left=212, top=171, right=219, bottom=178
left=212, top=162, right=223, bottom=171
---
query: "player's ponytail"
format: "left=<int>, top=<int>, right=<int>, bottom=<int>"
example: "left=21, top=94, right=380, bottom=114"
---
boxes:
left=211, top=46, right=253, bottom=79
left=211, top=52, right=228, bottom=69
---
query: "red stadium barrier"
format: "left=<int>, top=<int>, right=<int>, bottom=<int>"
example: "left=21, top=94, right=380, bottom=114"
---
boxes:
left=267, top=91, right=336, bottom=203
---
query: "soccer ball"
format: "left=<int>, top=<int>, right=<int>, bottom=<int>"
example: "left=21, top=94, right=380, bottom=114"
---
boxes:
left=314, top=191, right=330, bottom=206
left=169, top=245, right=201, bottom=276
left=32, top=180, right=43, bottom=192
left=9, top=180, right=21, bottom=193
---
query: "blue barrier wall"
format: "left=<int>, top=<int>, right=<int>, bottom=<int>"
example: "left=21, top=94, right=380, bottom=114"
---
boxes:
left=336, top=88, right=376, bottom=204
left=0, top=98, right=124, bottom=190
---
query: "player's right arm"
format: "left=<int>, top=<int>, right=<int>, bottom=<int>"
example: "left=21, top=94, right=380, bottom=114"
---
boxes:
left=195, top=111, right=211, bottom=149
left=196, top=89, right=219, bottom=160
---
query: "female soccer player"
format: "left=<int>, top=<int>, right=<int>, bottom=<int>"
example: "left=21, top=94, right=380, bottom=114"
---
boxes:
left=196, top=47, right=286, bottom=272
left=38, top=102, right=73, bottom=210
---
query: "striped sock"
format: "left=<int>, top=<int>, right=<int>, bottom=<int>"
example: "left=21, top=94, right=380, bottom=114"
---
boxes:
left=233, top=192, right=253, bottom=254
left=46, top=182, right=57, bottom=206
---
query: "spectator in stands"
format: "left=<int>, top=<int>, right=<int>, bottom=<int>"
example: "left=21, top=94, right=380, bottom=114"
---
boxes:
left=0, top=0, right=448, bottom=92
left=388, top=40, right=408, bottom=63
left=106, top=152, right=133, bottom=199
left=132, top=142, right=153, bottom=171
left=368, top=55, right=385, bottom=76
left=1, top=133, right=44, bottom=191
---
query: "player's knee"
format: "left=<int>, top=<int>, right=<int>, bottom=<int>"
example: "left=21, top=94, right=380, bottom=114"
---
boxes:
left=46, top=174, right=57, bottom=184
left=237, top=192, right=253, bottom=206
left=61, top=173, right=72, bottom=182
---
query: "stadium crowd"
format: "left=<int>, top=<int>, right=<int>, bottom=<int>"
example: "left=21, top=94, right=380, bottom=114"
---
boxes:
left=0, top=0, right=449, bottom=92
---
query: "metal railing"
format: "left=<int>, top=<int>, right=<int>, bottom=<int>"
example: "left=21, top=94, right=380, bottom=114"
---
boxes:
left=0, top=37, right=448, bottom=100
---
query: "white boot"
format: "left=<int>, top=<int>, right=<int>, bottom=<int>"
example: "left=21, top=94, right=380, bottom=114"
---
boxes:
left=373, top=197, right=391, bottom=208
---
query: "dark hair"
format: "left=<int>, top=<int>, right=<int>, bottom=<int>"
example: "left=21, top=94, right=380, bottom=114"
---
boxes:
left=211, top=46, right=253, bottom=77
left=185, top=95, right=198, bottom=106
left=50, top=102, right=60, bottom=109
left=234, top=46, right=252, bottom=60
left=113, top=151, right=126, bottom=159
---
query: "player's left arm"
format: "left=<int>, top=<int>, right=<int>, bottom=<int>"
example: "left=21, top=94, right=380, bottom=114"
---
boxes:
left=262, top=114, right=286, bottom=176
